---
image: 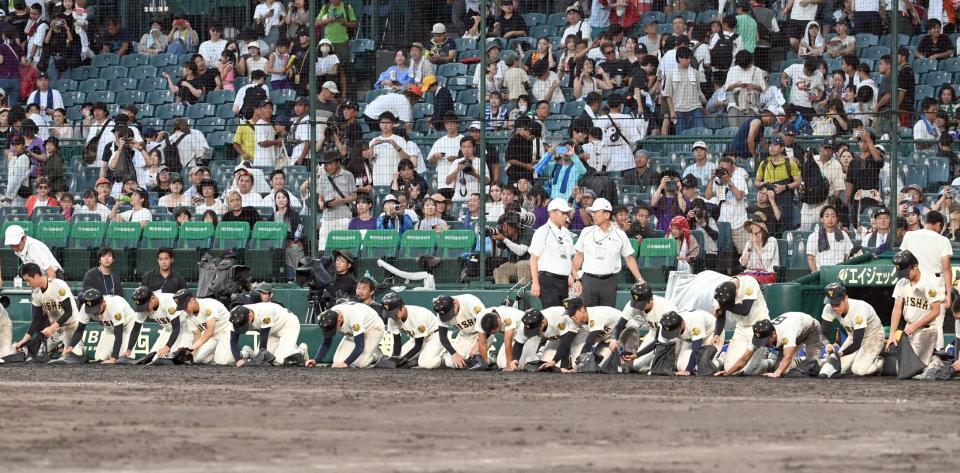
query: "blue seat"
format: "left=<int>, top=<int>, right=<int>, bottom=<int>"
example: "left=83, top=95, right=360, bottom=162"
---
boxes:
left=121, top=53, right=151, bottom=68
left=130, top=65, right=159, bottom=81
left=116, top=90, right=146, bottom=104
left=899, top=164, right=929, bottom=190
left=78, top=79, right=106, bottom=94
left=147, top=90, right=174, bottom=105
left=92, top=53, right=120, bottom=68
left=87, top=91, right=115, bottom=103
left=206, top=89, right=235, bottom=105
left=62, top=91, right=85, bottom=108
left=186, top=102, right=215, bottom=118
left=925, top=157, right=950, bottom=186
left=109, top=78, right=137, bottom=91
left=99, top=66, right=127, bottom=81
left=139, top=77, right=166, bottom=92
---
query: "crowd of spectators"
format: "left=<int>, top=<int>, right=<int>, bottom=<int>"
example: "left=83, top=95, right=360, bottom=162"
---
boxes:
left=1, top=0, right=960, bottom=284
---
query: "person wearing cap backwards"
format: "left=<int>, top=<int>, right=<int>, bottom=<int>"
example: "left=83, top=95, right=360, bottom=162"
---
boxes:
left=561, top=296, right=623, bottom=370
left=888, top=250, right=944, bottom=367
left=899, top=211, right=954, bottom=350
left=818, top=282, right=885, bottom=376
left=529, top=198, right=577, bottom=308
left=610, top=282, right=679, bottom=372
left=717, top=311, right=824, bottom=377
left=473, top=305, right=526, bottom=370
left=798, top=138, right=845, bottom=231
left=171, top=289, right=234, bottom=365
left=128, top=285, right=196, bottom=361
left=228, top=299, right=306, bottom=367
left=754, top=135, right=801, bottom=231
left=571, top=196, right=643, bottom=308
left=4, top=224, right=63, bottom=282
left=60, top=289, right=138, bottom=363
left=10, top=263, right=78, bottom=361
left=317, top=147, right=357, bottom=251
left=561, top=4, right=592, bottom=41
left=309, top=300, right=385, bottom=368
left=711, top=275, right=771, bottom=373
left=380, top=292, right=446, bottom=368
left=432, top=293, right=486, bottom=369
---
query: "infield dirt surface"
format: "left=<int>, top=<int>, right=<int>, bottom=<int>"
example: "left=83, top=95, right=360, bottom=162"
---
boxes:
left=0, top=366, right=958, bottom=472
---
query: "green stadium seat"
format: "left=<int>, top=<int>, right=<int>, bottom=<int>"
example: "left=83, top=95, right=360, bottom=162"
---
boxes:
left=213, top=221, right=251, bottom=249
left=32, top=212, right=64, bottom=225
left=35, top=220, right=70, bottom=248
left=399, top=229, right=436, bottom=257
left=147, top=90, right=174, bottom=105
left=784, top=231, right=812, bottom=280
left=436, top=230, right=475, bottom=258
left=250, top=221, right=287, bottom=249
left=246, top=222, right=287, bottom=280
left=109, top=77, right=137, bottom=91
left=62, top=91, right=85, bottom=107
left=325, top=230, right=362, bottom=254
left=139, top=76, right=166, bottom=91
left=121, top=53, right=150, bottom=68
left=79, top=79, right=106, bottom=94
left=637, top=238, right=678, bottom=285
left=177, top=221, right=214, bottom=249
left=270, top=89, right=296, bottom=105
left=105, top=221, right=142, bottom=248
left=129, top=65, right=159, bottom=81
left=156, top=103, right=185, bottom=119
left=142, top=220, right=178, bottom=248
left=71, top=214, right=103, bottom=223
left=360, top=230, right=400, bottom=258
left=186, top=102, right=215, bottom=119
left=116, top=90, right=146, bottom=104
left=70, top=65, right=98, bottom=81
left=1, top=221, right=33, bottom=238
left=99, top=66, right=127, bottom=81
left=53, top=79, right=78, bottom=91
left=206, top=89, right=236, bottom=105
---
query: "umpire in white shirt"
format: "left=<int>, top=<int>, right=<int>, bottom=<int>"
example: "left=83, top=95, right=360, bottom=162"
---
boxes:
left=530, top=198, right=577, bottom=307
left=571, top=197, right=643, bottom=307
left=4, top=224, right=64, bottom=282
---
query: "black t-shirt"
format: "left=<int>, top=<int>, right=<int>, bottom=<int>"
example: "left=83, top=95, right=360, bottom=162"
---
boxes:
left=497, top=13, right=527, bottom=36
left=141, top=269, right=187, bottom=293
left=504, top=134, right=533, bottom=184
left=222, top=206, right=261, bottom=229
left=8, top=12, right=30, bottom=42
left=917, top=34, right=953, bottom=58
left=897, top=65, right=915, bottom=113
left=197, top=68, right=219, bottom=93
left=178, top=77, right=206, bottom=104
left=845, top=155, right=883, bottom=196
left=600, top=59, right=631, bottom=88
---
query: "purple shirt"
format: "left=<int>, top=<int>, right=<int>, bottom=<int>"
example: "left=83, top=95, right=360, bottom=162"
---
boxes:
left=654, top=196, right=682, bottom=233
left=348, top=216, right=378, bottom=230
left=533, top=206, right=548, bottom=229
left=0, top=44, right=18, bottom=79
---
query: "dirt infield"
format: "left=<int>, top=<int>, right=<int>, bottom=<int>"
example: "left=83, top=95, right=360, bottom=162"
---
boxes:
left=0, top=366, right=958, bottom=472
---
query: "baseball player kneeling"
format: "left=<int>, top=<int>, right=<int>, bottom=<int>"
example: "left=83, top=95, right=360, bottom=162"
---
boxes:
left=887, top=250, right=943, bottom=366
left=474, top=306, right=526, bottom=369
left=717, top=312, right=824, bottom=378
left=432, top=294, right=486, bottom=369
left=712, top=276, right=770, bottom=373
left=175, top=289, right=234, bottom=366
left=13, top=264, right=80, bottom=360
left=62, top=289, right=138, bottom=363
left=819, top=283, right=884, bottom=376
left=381, top=292, right=446, bottom=368
left=130, top=285, right=196, bottom=360
left=228, top=302, right=306, bottom=367
left=655, top=310, right=717, bottom=376
left=610, top=282, right=679, bottom=372
left=309, top=301, right=385, bottom=368
left=563, top=297, right=622, bottom=371
left=522, top=306, right=580, bottom=372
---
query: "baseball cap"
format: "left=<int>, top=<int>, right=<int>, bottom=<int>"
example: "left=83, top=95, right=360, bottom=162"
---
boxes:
left=294, top=97, right=309, bottom=106
left=81, top=288, right=105, bottom=315
left=781, top=128, right=796, bottom=137
left=562, top=296, right=584, bottom=316
left=95, top=177, right=111, bottom=186
left=873, top=206, right=891, bottom=217
left=252, top=282, right=273, bottom=294
left=659, top=312, right=683, bottom=339
left=431, top=23, right=446, bottom=34
left=4, top=224, right=24, bottom=245
left=381, top=292, right=405, bottom=319
left=751, top=319, right=776, bottom=347
left=322, top=81, right=340, bottom=94
left=131, top=285, right=153, bottom=312
left=692, top=140, right=707, bottom=151
left=410, top=42, right=425, bottom=50
left=37, top=72, right=49, bottom=80
left=342, top=100, right=359, bottom=110
left=468, top=121, right=483, bottom=131
left=587, top=197, right=613, bottom=213
left=893, top=250, right=918, bottom=278
left=190, top=165, right=208, bottom=175
left=681, top=175, right=699, bottom=189
left=769, top=136, right=784, bottom=146
left=173, top=289, right=194, bottom=311
left=521, top=309, right=545, bottom=338
left=565, top=4, right=582, bottom=13
left=382, top=194, right=399, bottom=205
left=642, top=16, right=659, bottom=25
left=422, top=75, right=438, bottom=90
left=821, top=137, right=837, bottom=149
left=547, top=197, right=572, bottom=213
left=823, top=282, right=847, bottom=306
left=904, top=205, right=920, bottom=215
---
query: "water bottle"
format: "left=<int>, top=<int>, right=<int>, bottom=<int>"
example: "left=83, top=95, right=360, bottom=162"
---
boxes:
left=13, top=276, right=22, bottom=288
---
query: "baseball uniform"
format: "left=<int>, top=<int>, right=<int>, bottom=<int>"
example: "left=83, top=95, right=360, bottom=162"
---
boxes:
left=330, top=302, right=385, bottom=368
left=387, top=305, right=445, bottom=368
left=760, top=312, right=824, bottom=365
left=892, top=275, right=944, bottom=364
left=671, top=309, right=717, bottom=372
left=720, top=276, right=770, bottom=370
left=76, top=295, right=139, bottom=361
left=900, top=229, right=953, bottom=348
left=240, top=302, right=302, bottom=362
left=0, top=303, right=11, bottom=358
left=535, top=306, right=582, bottom=366
left=439, top=294, right=486, bottom=368
left=821, top=298, right=884, bottom=376
left=470, top=306, right=531, bottom=368
left=624, top=295, right=678, bottom=372
left=188, top=298, right=234, bottom=365
left=30, top=278, right=79, bottom=353
left=137, top=291, right=195, bottom=352
left=581, top=306, right=624, bottom=362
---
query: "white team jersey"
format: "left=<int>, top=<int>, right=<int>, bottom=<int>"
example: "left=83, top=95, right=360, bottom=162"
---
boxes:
left=769, top=312, right=820, bottom=349
left=442, top=294, right=486, bottom=336
left=31, top=279, right=78, bottom=325
left=583, top=306, right=622, bottom=341
left=893, top=276, right=945, bottom=324
left=621, top=295, right=678, bottom=329
left=78, top=295, right=137, bottom=328
left=136, top=292, right=181, bottom=330
left=244, top=302, right=298, bottom=331
left=726, top=276, right=768, bottom=328
left=387, top=305, right=439, bottom=339
left=820, top=298, right=884, bottom=342
left=331, top=301, right=384, bottom=338
left=191, top=298, right=231, bottom=336
left=516, top=306, right=576, bottom=344
left=473, top=306, right=524, bottom=336
left=674, top=309, right=715, bottom=342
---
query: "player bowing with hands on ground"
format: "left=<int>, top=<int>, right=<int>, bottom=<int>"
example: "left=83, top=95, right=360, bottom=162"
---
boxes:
left=14, top=264, right=79, bottom=361
left=381, top=292, right=446, bottom=368
left=229, top=302, right=306, bottom=367
left=610, top=282, right=679, bottom=372
left=819, top=283, right=885, bottom=376
left=309, top=301, right=385, bottom=368
left=432, top=294, right=486, bottom=369
left=474, top=306, right=526, bottom=369
left=62, top=289, right=139, bottom=363
left=656, top=309, right=717, bottom=376
left=717, top=312, right=824, bottom=378
left=712, top=276, right=770, bottom=373
left=563, top=296, right=622, bottom=371
left=887, top=250, right=943, bottom=366
left=521, top=306, right=579, bottom=372
left=175, top=289, right=235, bottom=365
left=130, top=285, right=193, bottom=362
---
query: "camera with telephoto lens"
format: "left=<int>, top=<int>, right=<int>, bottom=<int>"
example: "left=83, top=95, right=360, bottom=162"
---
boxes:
left=324, top=120, right=340, bottom=138
left=484, top=226, right=500, bottom=237
left=692, top=208, right=705, bottom=221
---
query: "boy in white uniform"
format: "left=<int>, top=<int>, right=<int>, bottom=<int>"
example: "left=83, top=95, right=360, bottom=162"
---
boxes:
left=718, top=312, right=823, bottom=378
left=381, top=292, right=446, bottom=369
left=228, top=302, right=305, bottom=366
left=524, top=306, right=580, bottom=372
left=473, top=306, right=526, bottom=369
left=820, top=283, right=885, bottom=376
left=175, top=289, right=234, bottom=366
left=657, top=309, right=717, bottom=375
left=14, top=264, right=79, bottom=359
left=432, top=294, right=486, bottom=369
left=310, top=302, right=385, bottom=368
left=712, top=275, right=770, bottom=372
left=888, top=250, right=944, bottom=366
left=610, top=282, right=679, bottom=372
left=563, top=297, right=622, bottom=369
left=62, top=289, right=138, bottom=363
left=130, top=285, right=194, bottom=359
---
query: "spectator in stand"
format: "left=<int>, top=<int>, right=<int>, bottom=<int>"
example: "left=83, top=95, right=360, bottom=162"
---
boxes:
left=23, top=4, right=49, bottom=69
left=239, top=41, right=268, bottom=77
left=76, top=189, right=109, bottom=221
left=165, top=16, right=198, bottom=55
left=158, top=175, right=190, bottom=210
left=392, top=158, right=429, bottom=197
left=192, top=54, right=219, bottom=93
left=198, top=22, right=227, bottom=67
left=222, top=190, right=260, bottom=229
left=669, top=215, right=699, bottom=273
left=195, top=179, right=227, bottom=216
left=362, top=88, right=420, bottom=132
left=916, top=19, right=954, bottom=60
left=163, top=62, right=205, bottom=105
left=369, top=112, right=412, bottom=187
left=799, top=139, right=845, bottom=231
left=273, top=189, right=303, bottom=279
left=377, top=194, right=414, bottom=235
left=138, top=20, right=168, bottom=55
left=97, top=17, right=131, bottom=56
left=141, top=247, right=187, bottom=293
left=494, top=1, right=527, bottom=38
left=263, top=170, right=302, bottom=210
left=739, top=213, right=779, bottom=272
left=783, top=0, right=819, bottom=52
left=755, top=136, right=801, bottom=231
left=49, top=108, right=74, bottom=140
left=781, top=57, right=823, bottom=121
left=175, top=208, right=191, bottom=224
left=573, top=58, right=613, bottom=100
left=317, top=0, right=357, bottom=96
left=82, top=247, right=122, bottom=297
left=749, top=183, right=782, bottom=237
left=425, top=23, right=456, bottom=66
left=734, top=1, right=757, bottom=54
left=168, top=118, right=210, bottom=170
left=284, top=0, right=309, bottom=43
left=623, top=149, right=660, bottom=190
left=638, top=17, right=660, bottom=57
left=27, top=73, right=63, bottom=118
left=561, top=4, right=591, bottom=41
left=253, top=0, right=283, bottom=48
left=416, top=196, right=449, bottom=233
left=806, top=205, right=853, bottom=272
left=896, top=46, right=916, bottom=127
left=707, top=155, right=750, bottom=251
left=663, top=47, right=706, bottom=134
left=683, top=141, right=717, bottom=185
left=232, top=70, right=269, bottom=116
left=915, top=97, right=941, bottom=151
left=234, top=170, right=265, bottom=207
left=447, top=136, right=488, bottom=202
left=651, top=172, right=686, bottom=233
left=25, top=177, right=58, bottom=216
left=317, top=149, right=356, bottom=251
left=348, top=194, right=377, bottom=230
left=723, top=50, right=765, bottom=128
left=43, top=136, right=66, bottom=194
left=376, top=49, right=415, bottom=91
left=252, top=99, right=279, bottom=167
left=824, top=19, right=855, bottom=59
left=861, top=207, right=892, bottom=252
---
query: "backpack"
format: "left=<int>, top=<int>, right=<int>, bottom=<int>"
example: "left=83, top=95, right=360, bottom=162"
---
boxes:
left=710, top=32, right=738, bottom=71
left=799, top=154, right=830, bottom=205
left=162, top=133, right=189, bottom=173
left=239, top=85, right=268, bottom=120
left=197, top=250, right=251, bottom=306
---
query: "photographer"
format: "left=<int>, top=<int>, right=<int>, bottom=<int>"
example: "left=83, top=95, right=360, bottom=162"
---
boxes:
left=391, top=158, right=429, bottom=198
left=532, top=141, right=587, bottom=201
left=317, top=149, right=356, bottom=251
left=101, top=126, right=146, bottom=197
left=749, top=183, right=783, bottom=238
left=686, top=198, right=719, bottom=269
left=489, top=212, right=534, bottom=285
left=446, top=136, right=487, bottom=202
left=42, top=14, right=76, bottom=78
left=705, top=155, right=749, bottom=252
left=650, top=170, right=687, bottom=233
left=376, top=194, right=414, bottom=236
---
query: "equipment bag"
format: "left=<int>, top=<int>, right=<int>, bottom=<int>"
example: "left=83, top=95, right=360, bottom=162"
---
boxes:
left=650, top=342, right=678, bottom=376
left=897, top=334, right=927, bottom=380
left=197, top=250, right=251, bottom=305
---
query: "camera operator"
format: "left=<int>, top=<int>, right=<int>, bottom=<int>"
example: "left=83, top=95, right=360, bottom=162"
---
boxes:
left=650, top=170, right=686, bottom=234
left=101, top=126, right=146, bottom=197
left=42, top=14, right=76, bottom=79
left=446, top=136, right=487, bottom=202
left=376, top=194, right=415, bottom=235
left=705, top=155, right=749, bottom=252
left=489, top=211, right=534, bottom=285
left=686, top=198, right=719, bottom=269
left=317, top=149, right=357, bottom=252
left=749, top=183, right=783, bottom=238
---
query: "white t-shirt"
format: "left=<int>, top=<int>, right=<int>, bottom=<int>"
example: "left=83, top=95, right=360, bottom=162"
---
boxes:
left=790, top=1, right=818, bottom=20
left=196, top=199, right=229, bottom=216
left=198, top=39, right=227, bottom=67
left=370, top=134, right=408, bottom=187
left=15, top=236, right=63, bottom=272
left=239, top=190, right=266, bottom=207
left=253, top=119, right=277, bottom=167
left=806, top=230, right=853, bottom=269
left=712, top=167, right=750, bottom=229
left=562, top=21, right=591, bottom=42
left=233, top=83, right=271, bottom=112
left=119, top=208, right=152, bottom=225
left=899, top=229, right=952, bottom=284
left=451, top=156, right=486, bottom=201
left=315, top=54, right=340, bottom=76
left=363, top=93, right=413, bottom=123
left=893, top=276, right=944, bottom=324
left=253, top=1, right=284, bottom=35
left=783, top=63, right=823, bottom=108
left=428, top=134, right=464, bottom=190
left=169, top=129, right=210, bottom=168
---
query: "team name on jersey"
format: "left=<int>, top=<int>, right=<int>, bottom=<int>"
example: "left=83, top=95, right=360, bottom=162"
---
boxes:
left=41, top=300, right=63, bottom=313
left=904, top=296, right=930, bottom=311
left=155, top=316, right=172, bottom=325
left=454, top=318, right=474, bottom=331
left=99, top=319, right=114, bottom=328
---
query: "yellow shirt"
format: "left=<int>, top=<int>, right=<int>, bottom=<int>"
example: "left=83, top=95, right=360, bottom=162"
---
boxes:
left=757, top=155, right=799, bottom=184
left=233, top=120, right=256, bottom=161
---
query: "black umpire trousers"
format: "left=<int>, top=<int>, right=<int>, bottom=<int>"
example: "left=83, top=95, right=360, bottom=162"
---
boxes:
left=537, top=272, right=568, bottom=308
left=580, top=273, right=617, bottom=308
